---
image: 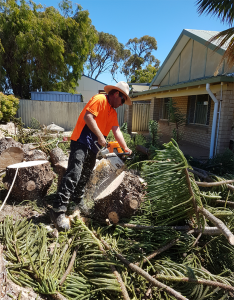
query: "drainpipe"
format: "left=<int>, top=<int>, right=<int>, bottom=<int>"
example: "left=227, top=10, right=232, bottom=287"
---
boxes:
left=206, top=83, right=218, bottom=158
left=214, top=82, right=223, bottom=155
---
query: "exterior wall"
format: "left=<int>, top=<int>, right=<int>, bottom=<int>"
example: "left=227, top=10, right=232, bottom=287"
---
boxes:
left=216, top=83, right=234, bottom=153
left=157, top=95, right=213, bottom=149
left=149, top=97, right=160, bottom=121
left=76, top=76, right=106, bottom=103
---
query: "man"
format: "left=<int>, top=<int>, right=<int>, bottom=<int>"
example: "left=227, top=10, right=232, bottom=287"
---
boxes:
left=50, top=81, right=132, bottom=230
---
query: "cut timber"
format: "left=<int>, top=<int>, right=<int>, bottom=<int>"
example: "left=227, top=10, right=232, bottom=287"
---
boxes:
left=50, top=147, right=68, bottom=166
left=3, top=160, right=54, bottom=202
left=49, top=147, right=68, bottom=190
left=198, top=206, right=234, bottom=245
left=23, top=144, right=47, bottom=161
left=0, top=147, right=24, bottom=171
left=55, top=160, right=68, bottom=190
left=86, top=170, right=145, bottom=222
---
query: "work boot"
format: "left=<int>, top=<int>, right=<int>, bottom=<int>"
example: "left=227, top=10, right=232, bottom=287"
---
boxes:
left=50, top=208, right=70, bottom=231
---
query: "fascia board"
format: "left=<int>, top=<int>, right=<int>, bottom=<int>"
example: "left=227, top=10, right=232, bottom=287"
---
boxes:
left=134, top=75, right=234, bottom=98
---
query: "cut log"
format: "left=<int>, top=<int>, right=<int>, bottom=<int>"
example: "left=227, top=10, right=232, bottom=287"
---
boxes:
left=49, top=147, right=68, bottom=190
left=0, top=147, right=24, bottom=171
left=55, top=160, right=69, bottom=189
left=50, top=147, right=68, bottom=166
left=22, top=144, right=47, bottom=161
left=3, top=161, right=55, bottom=202
left=84, top=166, right=145, bottom=222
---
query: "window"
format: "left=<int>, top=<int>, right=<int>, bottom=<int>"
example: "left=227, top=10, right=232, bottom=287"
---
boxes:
left=162, top=98, right=170, bottom=119
left=187, top=94, right=211, bottom=125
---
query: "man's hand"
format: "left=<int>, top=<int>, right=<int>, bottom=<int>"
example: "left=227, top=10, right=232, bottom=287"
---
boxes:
left=98, top=136, right=106, bottom=147
left=123, top=147, right=132, bottom=155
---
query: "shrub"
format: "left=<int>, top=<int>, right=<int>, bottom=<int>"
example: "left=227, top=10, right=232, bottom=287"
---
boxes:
left=0, top=93, right=19, bottom=124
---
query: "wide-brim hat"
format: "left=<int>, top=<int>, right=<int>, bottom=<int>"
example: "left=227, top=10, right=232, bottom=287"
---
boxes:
left=104, top=81, right=132, bottom=105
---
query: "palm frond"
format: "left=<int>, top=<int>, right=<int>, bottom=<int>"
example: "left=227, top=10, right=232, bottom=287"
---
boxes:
left=196, top=0, right=234, bottom=25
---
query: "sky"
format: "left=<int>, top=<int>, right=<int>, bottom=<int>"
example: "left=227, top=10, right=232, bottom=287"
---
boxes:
left=34, top=0, right=229, bottom=85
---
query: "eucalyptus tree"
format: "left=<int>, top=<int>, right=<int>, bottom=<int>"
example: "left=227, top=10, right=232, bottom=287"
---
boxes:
left=196, top=0, right=234, bottom=71
left=84, top=31, right=128, bottom=81
left=0, top=0, right=97, bottom=98
left=122, top=35, right=160, bottom=82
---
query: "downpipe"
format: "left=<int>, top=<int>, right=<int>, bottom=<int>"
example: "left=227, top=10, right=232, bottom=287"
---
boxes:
left=214, top=82, right=223, bottom=155
left=206, top=83, right=218, bottom=158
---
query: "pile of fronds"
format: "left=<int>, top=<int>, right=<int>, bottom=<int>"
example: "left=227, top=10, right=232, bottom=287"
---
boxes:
left=1, top=139, right=234, bottom=299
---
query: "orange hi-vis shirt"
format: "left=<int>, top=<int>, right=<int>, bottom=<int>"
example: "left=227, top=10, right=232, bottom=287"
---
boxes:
left=71, top=94, right=119, bottom=142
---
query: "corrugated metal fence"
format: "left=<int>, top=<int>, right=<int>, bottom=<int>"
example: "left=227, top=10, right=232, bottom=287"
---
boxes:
left=132, top=103, right=150, bottom=132
left=17, top=99, right=126, bottom=131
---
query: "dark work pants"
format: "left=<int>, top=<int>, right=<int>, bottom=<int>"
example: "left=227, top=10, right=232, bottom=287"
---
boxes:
left=53, top=140, right=96, bottom=212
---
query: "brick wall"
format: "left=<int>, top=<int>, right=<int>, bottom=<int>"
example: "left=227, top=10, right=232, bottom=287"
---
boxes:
left=158, top=95, right=213, bottom=149
left=216, top=84, right=234, bottom=153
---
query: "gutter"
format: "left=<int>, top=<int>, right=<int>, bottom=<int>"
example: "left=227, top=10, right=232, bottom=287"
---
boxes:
left=206, top=83, right=218, bottom=158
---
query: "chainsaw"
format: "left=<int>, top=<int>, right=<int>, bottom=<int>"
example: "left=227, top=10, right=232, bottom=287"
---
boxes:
left=92, top=141, right=132, bottom=200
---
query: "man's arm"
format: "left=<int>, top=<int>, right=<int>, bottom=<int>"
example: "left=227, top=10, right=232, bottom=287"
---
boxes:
left=84, top=111, right=106, bottom=146
left=112, top=126, right=132, bottom=154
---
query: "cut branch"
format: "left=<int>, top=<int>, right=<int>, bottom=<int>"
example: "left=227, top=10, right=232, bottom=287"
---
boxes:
left=198, top=207, right=234, bottom=245
left=99, top=238, right=188, bottom=300
left=185, top=169, right=200, bottom=224
left=155, top=274, right=234, bottom=292
left=59, top=247, right=78, bottom=286
left=118, top=224, right=190, bottom=231
left=196, top=180, right=234, bottom=187
left=135, top=238, right=179, bottom=266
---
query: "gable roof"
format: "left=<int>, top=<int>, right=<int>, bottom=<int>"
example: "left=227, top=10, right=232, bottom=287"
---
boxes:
left=149, top=29, right=228, bottom=88
left=82, top=74, right=107, bottom=86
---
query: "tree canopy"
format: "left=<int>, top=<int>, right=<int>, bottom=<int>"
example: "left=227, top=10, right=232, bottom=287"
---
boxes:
left=196, top=0, right=234, bottom=71
left=0, top=0, right=97, bottom=98
left=130, top=64, right=158, bottom=83
left=84, top=31, right=127, bottom=81
left=122, top=35, right=160, bottom=82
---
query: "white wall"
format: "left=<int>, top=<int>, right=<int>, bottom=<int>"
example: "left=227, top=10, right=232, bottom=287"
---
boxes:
left=76, top=76, right=106, bottom=103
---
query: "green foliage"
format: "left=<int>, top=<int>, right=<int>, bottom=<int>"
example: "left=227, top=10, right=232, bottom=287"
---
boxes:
left=130, top=64, right=158, bottom=83
left=30, top=117, right=41, bottom=130
left=122, top=35, right=160, bottom=81
left=120, top=122, right=128, bottom=134
left=0, top=93, right=19, bottom=123
left=84, top=31, right=126, bottom=80
left=148, top=119, right=159, bottom=147
left=0, top=0, right=97, bottom=98
left=167, top=98, right=186, bottom=142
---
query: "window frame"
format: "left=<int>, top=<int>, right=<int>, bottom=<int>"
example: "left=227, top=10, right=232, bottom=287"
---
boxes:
left=187, top=94, right=211, bottom=126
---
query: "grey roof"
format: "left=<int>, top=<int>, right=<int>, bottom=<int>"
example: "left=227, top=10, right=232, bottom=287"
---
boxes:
left=149, top=29, right=231, bottom=88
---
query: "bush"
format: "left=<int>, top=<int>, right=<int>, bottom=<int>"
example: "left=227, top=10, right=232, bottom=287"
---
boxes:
left=0, top=93, right=19, bottom=123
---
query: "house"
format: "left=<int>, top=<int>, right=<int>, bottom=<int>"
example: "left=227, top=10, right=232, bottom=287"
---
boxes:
left=129, top=29, right=234, bottom=158
left=76, top=75, right=107, bottom=103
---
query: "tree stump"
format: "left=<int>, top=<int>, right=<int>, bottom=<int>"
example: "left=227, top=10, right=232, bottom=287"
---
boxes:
left=3, top=161, right=55, bottom=202
left=84, top=160, right=145, bottom=223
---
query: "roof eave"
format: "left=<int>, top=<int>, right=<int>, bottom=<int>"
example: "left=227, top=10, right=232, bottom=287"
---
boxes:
left=133, top=75, right=234, bottom=98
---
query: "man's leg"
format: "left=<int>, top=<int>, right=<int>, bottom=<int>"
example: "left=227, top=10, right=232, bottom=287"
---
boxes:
left=51, top=141, right=89, bottom=230
left=71, top=148, right=96, bottom=214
